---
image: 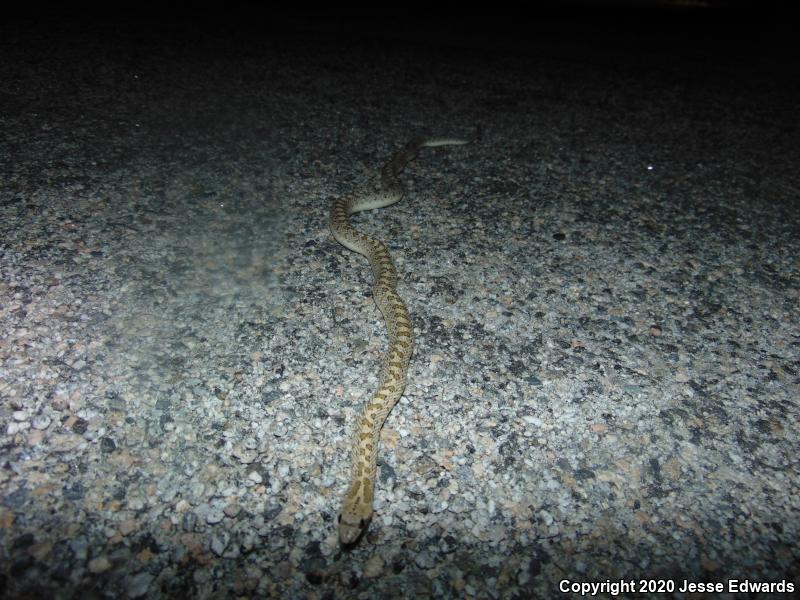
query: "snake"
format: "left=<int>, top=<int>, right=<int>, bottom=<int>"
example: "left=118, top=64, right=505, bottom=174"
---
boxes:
left=330, top=136, right=470, bottom=545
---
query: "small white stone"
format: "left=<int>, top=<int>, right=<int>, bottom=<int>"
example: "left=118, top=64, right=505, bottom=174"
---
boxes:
left=210, top=531, right=229, bottom=556
left=206, top=507, right=225, bottom=524
left=6, top=421, right=30, bottom=435
left=32, top=415, right=52, bottom=430
left=414, top=552, right=436, bottom=569
left=88, top=556, right=111, bottom=573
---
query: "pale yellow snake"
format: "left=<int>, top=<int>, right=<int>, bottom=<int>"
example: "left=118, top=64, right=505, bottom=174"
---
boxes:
left=330, top=136, right=470, bottom=545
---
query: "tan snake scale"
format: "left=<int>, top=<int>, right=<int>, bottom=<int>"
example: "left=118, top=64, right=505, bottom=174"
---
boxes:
left=330, top=137, right=470, bottom=544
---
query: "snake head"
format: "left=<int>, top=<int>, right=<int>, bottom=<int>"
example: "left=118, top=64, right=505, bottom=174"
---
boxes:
left=338, top=509, right=371, bottom=547
left=338, top=495, right=373, bottom=546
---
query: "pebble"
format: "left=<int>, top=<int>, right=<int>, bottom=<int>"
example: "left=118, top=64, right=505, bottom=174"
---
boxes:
left=118, top=518, right=138, bottom=536
left=210, top=531, right=230, bottom=556
left=205, top=507, right=226, bottom=525
left=363, top=554, right=385, bottom=578
left=32, top=415, right=52, bottom=430
left=127, top=573, right=153, bottom=598
left=88, top=556, right=111, bottom=573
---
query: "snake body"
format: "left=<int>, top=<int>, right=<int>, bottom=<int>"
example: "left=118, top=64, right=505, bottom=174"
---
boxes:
left=330, top=137, right=469, bottom=545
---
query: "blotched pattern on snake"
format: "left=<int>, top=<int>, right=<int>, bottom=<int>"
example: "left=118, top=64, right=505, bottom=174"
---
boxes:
left=330, top=137, right=470, bottom=545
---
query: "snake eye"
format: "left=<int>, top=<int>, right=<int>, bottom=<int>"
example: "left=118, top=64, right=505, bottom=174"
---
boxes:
left=337, top=514, right=342, bottom=523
